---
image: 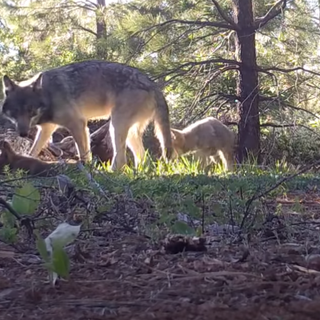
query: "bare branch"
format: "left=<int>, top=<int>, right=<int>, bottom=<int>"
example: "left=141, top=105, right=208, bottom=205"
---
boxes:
left=254, top=0, right=287, bottom=30
left=211, top=0, right=238, bottom=30
left=133, top=18, right=236, bottom=38
left=67, top=15, right=97, bottom=36
left=260, top=123, right=318, bottom=136
left=258, top=66, right=320, bottom=77
left=218, top=93, right=240, bottom=102
left=153, top=58, right=240, bottom=81
left=224, top=121, right=319, bottom=136
left=260, top=96, right=320, bottom=120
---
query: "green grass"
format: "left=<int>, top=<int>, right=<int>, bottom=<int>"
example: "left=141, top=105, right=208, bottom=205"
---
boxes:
left=65, top=154, right=320, bottom=236
left=2, top=154, right=320, bottom=239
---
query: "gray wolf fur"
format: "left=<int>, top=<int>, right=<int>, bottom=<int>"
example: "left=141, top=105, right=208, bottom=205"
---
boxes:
left=170, top=117, right=236, bottom=171
left=1, top=60, right=173, bottom=170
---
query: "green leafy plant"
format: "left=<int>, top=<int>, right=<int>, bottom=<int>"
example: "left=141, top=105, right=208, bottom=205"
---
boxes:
left=35, top=222, right=81, bottom=285
left=12, top=182, right=41, bottom=215
left=0, top=182, right=40, bottom=244
left=35, top=232, right=70, bottom=281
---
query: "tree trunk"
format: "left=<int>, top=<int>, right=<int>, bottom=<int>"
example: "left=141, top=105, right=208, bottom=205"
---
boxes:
left=233, top=0, right=261, bottom=163
left=96, top=0, right=107, bottom=59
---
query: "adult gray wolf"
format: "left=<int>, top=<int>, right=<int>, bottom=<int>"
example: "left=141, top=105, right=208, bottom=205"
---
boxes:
left=1, top=60, right=173, bottom=170
left=170, top=117, right=236, bottom=171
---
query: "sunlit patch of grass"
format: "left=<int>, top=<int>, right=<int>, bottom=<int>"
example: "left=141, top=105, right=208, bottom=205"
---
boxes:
left=61, top=152, right=320, bottom=236
left=91, top=151, right=301, bottom=186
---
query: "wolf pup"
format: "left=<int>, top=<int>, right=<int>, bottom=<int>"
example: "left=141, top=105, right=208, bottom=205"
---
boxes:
left=170, top=117, right=236, bottom=171
left=1, top=60, right=173, bottom=171
left=0, top=140, right=61, bottom=177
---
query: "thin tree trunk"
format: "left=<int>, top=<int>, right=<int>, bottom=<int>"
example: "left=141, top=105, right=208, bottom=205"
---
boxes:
left=233, top=0, right=261, bottom=163
left=96, top=0, right=107, bottom=59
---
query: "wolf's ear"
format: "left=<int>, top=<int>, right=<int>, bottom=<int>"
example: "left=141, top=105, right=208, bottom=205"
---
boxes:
left=2, top=75, right=16, bottom=95
left=32, top=73, right=43, bottom=91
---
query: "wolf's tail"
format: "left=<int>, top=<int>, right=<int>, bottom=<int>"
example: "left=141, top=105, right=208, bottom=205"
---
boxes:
left=153, top=90, right=173, bottom=160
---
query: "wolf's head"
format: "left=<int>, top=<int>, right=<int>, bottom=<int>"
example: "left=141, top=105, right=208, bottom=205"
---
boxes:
left=1, top=74, right=45, bottom=137
left=170, top=128, right=186, bottom=158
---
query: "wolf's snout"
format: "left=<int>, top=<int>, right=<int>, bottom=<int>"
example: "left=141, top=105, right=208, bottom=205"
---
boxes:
left=19, top=131, right=29, bottom=138
left=17, top=118, right=31, bottom=138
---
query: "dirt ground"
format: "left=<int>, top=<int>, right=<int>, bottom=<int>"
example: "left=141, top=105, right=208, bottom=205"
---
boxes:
left=1, top=120, right=320, bottom=319
left=1, top=190, right=320, bottom=320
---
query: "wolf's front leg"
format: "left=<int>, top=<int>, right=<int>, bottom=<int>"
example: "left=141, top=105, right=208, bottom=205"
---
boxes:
left=29, top=123, right=57, bottom=158
left=69, top=119, right=92, bottom=162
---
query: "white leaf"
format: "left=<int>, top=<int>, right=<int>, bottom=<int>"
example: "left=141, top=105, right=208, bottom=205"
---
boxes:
left=44, top=222, right=81, bottom=286
left=44, top=222, right=81, bottom=254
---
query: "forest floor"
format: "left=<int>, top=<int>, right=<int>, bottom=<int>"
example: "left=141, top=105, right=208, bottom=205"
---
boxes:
left=1, top=186, right=320, bottom=319
left=1, top=124, right=320, bottom=319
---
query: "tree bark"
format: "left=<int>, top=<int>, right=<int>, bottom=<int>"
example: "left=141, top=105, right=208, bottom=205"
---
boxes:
left=96, top=0, right=107, bottom=59
left=232, top=0, right=261, bottom=163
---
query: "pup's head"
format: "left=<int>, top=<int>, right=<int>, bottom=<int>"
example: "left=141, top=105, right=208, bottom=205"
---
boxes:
left=1, top=73, right=45, bottom=137
left=170, top=128, right=185, bottom=158
left=0, top=140, right=16, bottom=167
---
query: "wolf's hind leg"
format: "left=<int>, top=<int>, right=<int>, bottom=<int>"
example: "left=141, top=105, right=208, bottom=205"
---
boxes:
left=68, top=119, right=91, bottom=162
left=109, top=119, right=130, bottom=171
left=217, top=149, right=233, bottom=172
left=224, top=148, right=234, bottom=172
left=29, top=123, right=57, bottom=158
left=126, top=125, right=146, bottom=168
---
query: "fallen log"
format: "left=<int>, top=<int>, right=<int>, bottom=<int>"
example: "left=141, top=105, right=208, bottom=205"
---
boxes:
left=53, top=121, right=162, bottom=163
left=54, top=121, right=114, bottom=162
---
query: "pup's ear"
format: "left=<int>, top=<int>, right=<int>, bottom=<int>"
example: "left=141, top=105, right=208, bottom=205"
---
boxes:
left=32, top=73, right=43, bottom=91
left=170, top=128, right=181, bottom=140
left=0, top=140, right=12, bottom=153
left=2, top=75, right=17, bottom=96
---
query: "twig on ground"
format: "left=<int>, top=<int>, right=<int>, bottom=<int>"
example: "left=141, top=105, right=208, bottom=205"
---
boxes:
left=240, top=159, right=320, bottom=229
left=76, top=162, right=108, bottom=198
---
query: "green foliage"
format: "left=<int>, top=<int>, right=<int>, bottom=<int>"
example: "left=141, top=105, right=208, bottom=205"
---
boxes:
left=0, top=182, right=40, bottom=244
left=35, top=231, right=71, bottom=282
left=35, top=231, right=50, bottom=263
left=0, top=0, right=319, bottom=164
left=261, top=125, right=320, bottom=165
left=73, top=155, right=319, bottom=238
left=12, top=183, right=41, bottom=215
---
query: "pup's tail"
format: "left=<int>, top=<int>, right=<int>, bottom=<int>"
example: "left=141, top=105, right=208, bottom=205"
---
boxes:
left=153, top=90, right=173, bottom=160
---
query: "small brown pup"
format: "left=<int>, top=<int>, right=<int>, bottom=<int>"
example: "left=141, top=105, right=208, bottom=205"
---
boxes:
left=171, top=117, right=236, bottom=171
left=0, top=140, right=61, bottom=177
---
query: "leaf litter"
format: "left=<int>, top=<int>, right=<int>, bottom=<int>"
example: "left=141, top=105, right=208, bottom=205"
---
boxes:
left=0, top=188, right=320, bottom=320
